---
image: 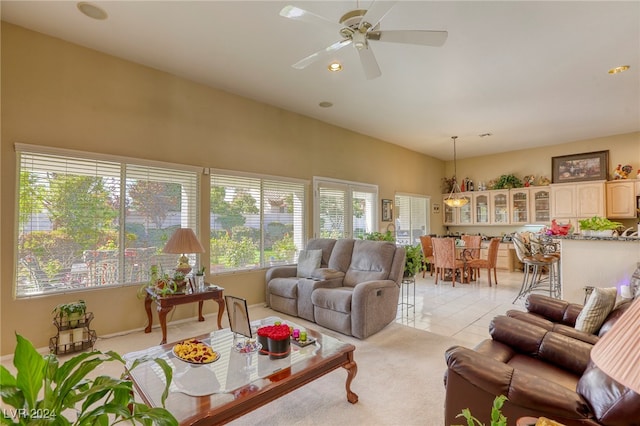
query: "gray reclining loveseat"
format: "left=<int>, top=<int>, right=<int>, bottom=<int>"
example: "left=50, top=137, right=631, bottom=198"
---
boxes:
left=265, top=238, right=406, bottom=339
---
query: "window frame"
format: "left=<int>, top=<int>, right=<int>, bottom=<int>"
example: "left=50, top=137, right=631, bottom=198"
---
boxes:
left=14, top=143, right=201, bottom=298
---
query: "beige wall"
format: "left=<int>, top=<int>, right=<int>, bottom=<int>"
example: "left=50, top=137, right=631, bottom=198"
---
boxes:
left=0, top=24, right=445, bottom=355
left=2, top=23, right=638, bottom=355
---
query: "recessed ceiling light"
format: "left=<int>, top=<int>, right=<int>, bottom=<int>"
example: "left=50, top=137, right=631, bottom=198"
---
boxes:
left=608, top=65, right=630, bottom=74
left=479, top=133, right=493, bottom=138
left=328, top=62, right=343, bottom=72
left=77, top=2, right=108, bottom=20
left=319, top=101, right=333, bottom=108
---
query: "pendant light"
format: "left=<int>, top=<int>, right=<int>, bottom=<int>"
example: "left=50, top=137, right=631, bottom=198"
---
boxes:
left=444, top=136, right=469, bottom=208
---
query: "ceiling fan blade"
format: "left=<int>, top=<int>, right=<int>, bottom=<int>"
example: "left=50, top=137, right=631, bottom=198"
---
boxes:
left=368, top=30, right=448, bottom=47
left=292, top=39, right=352, bottom=69
left=361, top=1, right=397, bottom=30
left=280, top=5, right=344, bottom=31
left=358, top=46, right=382, bottom=80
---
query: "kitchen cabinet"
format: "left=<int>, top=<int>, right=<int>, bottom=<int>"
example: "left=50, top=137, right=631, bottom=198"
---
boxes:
left=442, top=194, right=472, bottom=225
left=481, top=242, right=518, bottom=271
left=550, top=181, right=605, bottom=229
left=474, top=192, right=490, bottom=225
left=529, top=187, right=551, bottom=224
left=606, top=179, right=639, bottom=219
left=510, top=188, right=529, bottom=224
left=490, top=190, right=510, bottom=225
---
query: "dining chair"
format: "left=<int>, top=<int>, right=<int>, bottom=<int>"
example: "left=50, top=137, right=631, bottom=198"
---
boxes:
left=432, top=238, right=467, bottom=286
left=461, top=235, right=482, bottom=260
left=467, top=237, right=501, bottom=286
left=419, top=235, right=435, bottom=278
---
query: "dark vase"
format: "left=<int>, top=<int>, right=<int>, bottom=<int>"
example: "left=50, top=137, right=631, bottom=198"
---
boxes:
left=257, top=335, right=269, bottom=356
left=267, top=337, right=291, bottom=360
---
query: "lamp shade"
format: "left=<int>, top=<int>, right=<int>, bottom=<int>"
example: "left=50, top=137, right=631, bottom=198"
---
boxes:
left=590, top=297, right=640, bottom=394
left=163, top=228, right=205, bottom=255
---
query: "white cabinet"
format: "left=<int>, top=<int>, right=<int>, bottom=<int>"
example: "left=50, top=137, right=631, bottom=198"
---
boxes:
left=442, top=194, right=473, bottom=225
left=473, top=192, right=491, bottom=225
left=510, top=188, right=529, bottom=224
left=550, top=181, right=605, bottom=229
left=490, top=190, right=510, bottom=225
left=606, top=180, right=639, bottom=219
left=529, top=187, right=551, bottom=224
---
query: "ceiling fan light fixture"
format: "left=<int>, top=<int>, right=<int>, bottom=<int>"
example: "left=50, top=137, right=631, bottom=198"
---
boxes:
left=444, top=136, right=469, bottom=208
left=608, top=65, right=630, bottom=74
left=328, top=62, right=343, bottom=72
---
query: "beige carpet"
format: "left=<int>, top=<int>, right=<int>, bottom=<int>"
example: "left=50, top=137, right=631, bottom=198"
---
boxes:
left=8, top=305, right=467, bottom=426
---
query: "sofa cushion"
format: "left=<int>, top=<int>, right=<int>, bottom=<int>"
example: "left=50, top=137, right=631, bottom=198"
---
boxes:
left=306, top=238, right=336, bottom=268
left=574, top=287, right=617, bottom=334
left=268, top=277, right=298, bottom=298
left=312, top=287, right=353, bottom=314
left=296, top=249, right=322, bottom=278
left=343, top=240, right=396, bottom=286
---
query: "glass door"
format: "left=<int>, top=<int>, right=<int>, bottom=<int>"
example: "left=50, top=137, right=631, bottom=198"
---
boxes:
left=491, top=191, right=509, bottom=224
left=474, top=192, right=490, bottom=224
left=510, top=189, right=529, bottom=224
left=531, top=188, right=550, bottom=223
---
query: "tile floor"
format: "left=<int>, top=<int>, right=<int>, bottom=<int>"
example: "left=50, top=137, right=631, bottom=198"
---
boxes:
left=395, top=268, right=534, bottom=347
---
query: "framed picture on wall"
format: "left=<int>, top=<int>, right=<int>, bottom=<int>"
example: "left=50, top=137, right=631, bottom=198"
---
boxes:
left=382, top=199, right=393, bottom=222
left=552, top=150, right=609, bottom=183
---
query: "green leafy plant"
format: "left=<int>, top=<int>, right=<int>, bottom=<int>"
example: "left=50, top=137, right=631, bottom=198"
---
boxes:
left=52, top=300, right=87, bottom=327
left=0, top=333, right=177, bottom=425
left=491, top=174, right=523, bottom=189
left=456, top=395, right=508, bottom=426
left=578, top=216, right=623, bottom=231
left=363, top=231, right=395, bottom=242
left=403, top=244, right=423, bottom=277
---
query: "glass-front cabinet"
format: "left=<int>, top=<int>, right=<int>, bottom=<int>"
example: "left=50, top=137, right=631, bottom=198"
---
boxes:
left=530, top=187, right=550, bottom=223
left=442, top=194, right=472, bottom=225
left=490, top=190, right=509, bottom=224
left=474, top=192, right=490, bottom=224
left=510, top=189, right=529, bottom=224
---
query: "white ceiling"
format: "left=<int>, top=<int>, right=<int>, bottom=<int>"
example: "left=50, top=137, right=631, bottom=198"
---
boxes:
left=2, top=1, right=639, bottom=160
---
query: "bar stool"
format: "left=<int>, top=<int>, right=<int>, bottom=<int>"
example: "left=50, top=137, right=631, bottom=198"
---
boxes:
left=512, top=233, right=560, bottom=302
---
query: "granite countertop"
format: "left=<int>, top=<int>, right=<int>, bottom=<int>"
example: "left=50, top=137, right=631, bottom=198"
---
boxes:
left=554, top=234, right=640, bottom=242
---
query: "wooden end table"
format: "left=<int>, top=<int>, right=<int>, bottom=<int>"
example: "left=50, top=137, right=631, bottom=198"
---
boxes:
left=144, top=286, right=225, bottom=344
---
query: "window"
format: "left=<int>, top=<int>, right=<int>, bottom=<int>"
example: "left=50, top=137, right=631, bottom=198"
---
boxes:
left=314, top=178, right=378, bottom=239
left=210, top=171, right=306, bottom=273
left=16, top=145, right=199, bottom=297
left=395, top=194, right=430, bottom=246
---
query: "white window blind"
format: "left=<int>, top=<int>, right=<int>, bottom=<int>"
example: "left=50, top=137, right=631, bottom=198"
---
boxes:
left=395, top=194, right=429, bottom=246
left=314, top=178, right=378, bottom=239
left=16, top=148, right=199, bottom=297
left=210, top=172, right=306, bottom=273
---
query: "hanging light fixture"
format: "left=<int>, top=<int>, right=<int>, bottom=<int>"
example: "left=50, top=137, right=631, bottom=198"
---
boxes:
left=444, top=136, right=469, bottom=208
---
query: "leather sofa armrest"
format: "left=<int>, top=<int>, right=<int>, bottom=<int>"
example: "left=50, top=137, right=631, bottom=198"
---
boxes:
left=490, top=316, right=592, bottom=375
left=525, top=294, right=582, bottom=326
left=445, top=346, right=593, bottom=420
left=265, top=265, right=297, bottom=282
left=311, top=268, right=345, bottom=281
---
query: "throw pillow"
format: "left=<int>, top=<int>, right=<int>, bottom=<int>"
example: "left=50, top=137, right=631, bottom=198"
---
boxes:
left=296, top=249, right=322, bottom=278
left=574, top=287, right=618, bottom=334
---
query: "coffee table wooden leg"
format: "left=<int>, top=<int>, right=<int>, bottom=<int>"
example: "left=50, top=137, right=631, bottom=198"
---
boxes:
left=144, top=294, right=153, bottom=333
left=215, top=295, right=225, bottom=329
left=343, top=355, right=358, bottom=404
left=198, top=301, right=205, bottom=321
left=157, top=306, right=172, bottom=344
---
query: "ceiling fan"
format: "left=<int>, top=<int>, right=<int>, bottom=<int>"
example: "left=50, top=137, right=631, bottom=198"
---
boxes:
left=279, top=1, right=448, bottom=80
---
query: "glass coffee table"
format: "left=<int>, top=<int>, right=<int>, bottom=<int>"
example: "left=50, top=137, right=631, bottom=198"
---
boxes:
left=125, top=317, right=358, bottom=425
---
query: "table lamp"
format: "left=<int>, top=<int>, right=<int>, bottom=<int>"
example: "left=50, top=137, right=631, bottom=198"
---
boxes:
left=590, top=297, right=640, bottom=393
left=163, top=228, right=205, bottom=275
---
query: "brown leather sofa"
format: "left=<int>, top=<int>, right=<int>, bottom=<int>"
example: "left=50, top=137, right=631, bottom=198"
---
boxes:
left=444, top=297, right=640, bottom=425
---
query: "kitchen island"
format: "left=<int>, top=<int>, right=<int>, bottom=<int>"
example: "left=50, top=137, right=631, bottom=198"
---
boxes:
left=558, top=235, right=639, bottom=303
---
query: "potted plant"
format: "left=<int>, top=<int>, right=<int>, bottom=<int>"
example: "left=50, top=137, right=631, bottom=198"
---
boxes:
left=0, top=333, right=178, bottom=425
left=403, top=244, right=424, bottom=278
left=52, top=300, right=86, bottom=328
left=456, top=395, right=508, bottom=426
left=578, top=216, right=623, bottom=237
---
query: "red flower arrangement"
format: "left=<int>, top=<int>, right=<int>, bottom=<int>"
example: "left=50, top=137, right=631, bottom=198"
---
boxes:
left=257, top=324, right=291, bottom=341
